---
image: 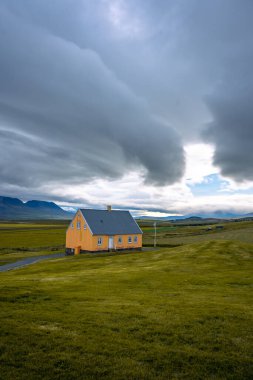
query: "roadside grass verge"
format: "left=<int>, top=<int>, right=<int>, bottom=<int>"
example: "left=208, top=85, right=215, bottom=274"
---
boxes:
left=0, top=248, right=64, bottom=266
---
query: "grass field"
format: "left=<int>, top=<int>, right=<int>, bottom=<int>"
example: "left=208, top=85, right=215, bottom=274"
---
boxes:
left=0, top=221, right=67, bottom=265
left=0, top=220, right=253, bottom=379
left=142, top=220, right=253, bottom=246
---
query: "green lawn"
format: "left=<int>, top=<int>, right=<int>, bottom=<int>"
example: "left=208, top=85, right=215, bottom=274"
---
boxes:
left=0, top=239, right=253, bottom=379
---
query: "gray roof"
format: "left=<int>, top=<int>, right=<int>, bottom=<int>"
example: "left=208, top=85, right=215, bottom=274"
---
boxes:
left=80, top=209, right=143, bottom=235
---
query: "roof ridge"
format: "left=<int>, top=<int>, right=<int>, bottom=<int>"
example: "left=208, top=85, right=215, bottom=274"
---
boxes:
left=80, top=208, right=129, bottom=212
left=79, top=208, right=142, bottom=235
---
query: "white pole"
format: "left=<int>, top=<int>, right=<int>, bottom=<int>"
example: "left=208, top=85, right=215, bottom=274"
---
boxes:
left=154, top=222, right=156, bottom=248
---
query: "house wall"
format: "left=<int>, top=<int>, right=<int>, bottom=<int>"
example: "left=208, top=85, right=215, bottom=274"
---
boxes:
left=66, top=211, right=93, bottom=251
left=66, top=211, right=142, bottom=252
left=91, top=234, right=142, bottom=251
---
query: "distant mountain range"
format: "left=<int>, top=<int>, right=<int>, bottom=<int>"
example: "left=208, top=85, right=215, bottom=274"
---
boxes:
left=1, top=195, right=253, bottom=221
left=0, top=196, right=73, bottom=220
left=138, top=211, right=253, bottom=221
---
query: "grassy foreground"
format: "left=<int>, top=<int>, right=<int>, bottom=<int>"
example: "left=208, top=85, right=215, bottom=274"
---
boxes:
left=1, top=240, right=253, bottom=379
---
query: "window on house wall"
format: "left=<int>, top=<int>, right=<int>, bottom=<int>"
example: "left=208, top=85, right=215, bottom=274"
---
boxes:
left=128, top=236, right=132, bottom=243
left=71, top=223, right=74, bottom=228
left=84, top=224, right=87, bottom=230
left=118, top=236, right=122, bottom=244
left=98, top=237, right=102, bottom=245
left=134, top=236, right=138, bottom=243
left=77, top=221, right=81, bottom=230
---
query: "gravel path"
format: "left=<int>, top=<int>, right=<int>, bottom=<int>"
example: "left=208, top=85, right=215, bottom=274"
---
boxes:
left=0, top=253, right=64, bottom=273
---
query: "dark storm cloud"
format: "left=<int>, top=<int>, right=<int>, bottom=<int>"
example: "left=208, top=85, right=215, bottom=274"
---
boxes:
left=0, top=0, right=253, bottom=200
left=205, top=77, right=253, bottom=181
left=0, top=0, right=184, bottom=195
left=163, top=0, right=253, bottom=181
left=197, top=1, right=253, bottom=181
left=138, top=0, right=253, bottom=182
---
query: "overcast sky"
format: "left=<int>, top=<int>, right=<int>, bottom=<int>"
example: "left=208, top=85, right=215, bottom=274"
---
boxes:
left=0, top=0, right=253, bottom=215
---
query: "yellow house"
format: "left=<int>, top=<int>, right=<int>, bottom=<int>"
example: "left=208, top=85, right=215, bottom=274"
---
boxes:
left=66, top=206, right=143, bottom=254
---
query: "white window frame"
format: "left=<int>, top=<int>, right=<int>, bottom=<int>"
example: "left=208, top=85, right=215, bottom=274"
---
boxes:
left=84, top=223, right=87, bottom=230
left=97, top=237, right=103, bottom=246
left=134, top=236, right=138, bottom=243
left=128, top=236, right=132, bottom=244
left=71, top=223, right=74, bottom=229
left=118, top=236, right=122, bottom=244
left=77, top=221, right=81, bottom=230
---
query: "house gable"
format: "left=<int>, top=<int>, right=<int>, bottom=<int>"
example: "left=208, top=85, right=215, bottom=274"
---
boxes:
left=66, top=210, right=94, bottom=251
left=67, top=210, right=93, bottom=234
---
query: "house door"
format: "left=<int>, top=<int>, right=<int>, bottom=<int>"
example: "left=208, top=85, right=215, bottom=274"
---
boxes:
left=109, top=236, right=114, bottom=249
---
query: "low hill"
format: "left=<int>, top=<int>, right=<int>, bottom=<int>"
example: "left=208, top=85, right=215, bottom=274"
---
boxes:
left=138, top=211, right=253, bottom=221
left=0, top=196, right=72, bottom=220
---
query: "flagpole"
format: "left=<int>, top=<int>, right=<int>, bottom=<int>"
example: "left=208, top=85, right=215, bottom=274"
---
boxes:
left=154, top=222, right=156, bottom=248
